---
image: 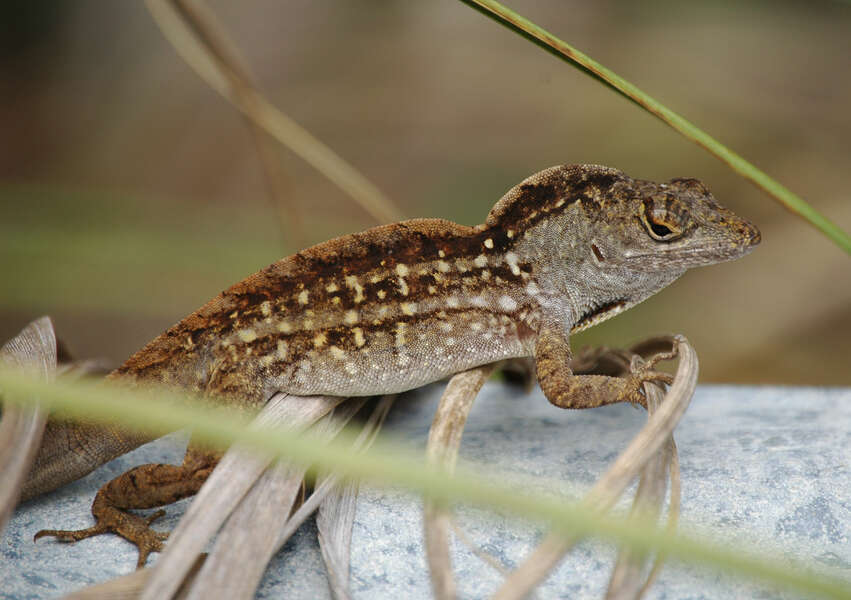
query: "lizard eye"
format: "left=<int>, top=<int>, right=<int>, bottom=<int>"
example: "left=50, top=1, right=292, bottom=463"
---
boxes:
left=640, top=199, right=685, bottom=242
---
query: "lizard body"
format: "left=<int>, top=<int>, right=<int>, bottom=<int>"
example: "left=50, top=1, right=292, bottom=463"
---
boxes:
left=22, top=164, right=760, bottom=565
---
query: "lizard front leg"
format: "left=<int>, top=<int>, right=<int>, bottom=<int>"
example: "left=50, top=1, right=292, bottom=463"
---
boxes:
left=34, top=446, right=220, bottom=568
left=534, top=322, right=674, bottom=409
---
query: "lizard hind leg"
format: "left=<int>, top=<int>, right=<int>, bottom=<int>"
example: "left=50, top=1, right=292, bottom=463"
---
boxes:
left=34, top=446, right=220, bottom=568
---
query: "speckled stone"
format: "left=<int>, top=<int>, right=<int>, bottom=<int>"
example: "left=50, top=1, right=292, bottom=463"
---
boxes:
left=2, top=385, right=849, bottom=599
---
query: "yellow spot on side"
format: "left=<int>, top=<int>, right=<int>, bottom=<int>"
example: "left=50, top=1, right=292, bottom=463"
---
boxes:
left=297, top=290, right=309, bottom=305
left=313, top=332, right=327, bottom=348
left=474, top=254, right=488, bottom=268
left=329, top=346, right=346, bottom=360
left=505, top=252, right=521, bottom=276
left=276, top=340, right=288, bottom=360
left=377, top=289, right=387, bottom=299
left=400, top=302, right=416, bottom=316
left=395, top=263, right=409, bottom=277
left=238, top=329, right=257, bottom=343
left=260, top=301, right=272, bottom=317
left=345, top=275, right=365, bottom=303
left=427, top=285, right=437, bottom=295
left=394, top=322, right=407, bottom=347
left=353, top=327, right=366, bottom=347
left=276, top=318, right=292, bottom=333
left=438, top=250, right=446, bottom=258
left=398, top=277, right=409, bottom=296
left=326, top=282, right=339, bottom=293
left=484, top=238, right=494, bottom=249
left=437, top=260, right=450, bottom=273
left=344, top=310, right=359, bottom=325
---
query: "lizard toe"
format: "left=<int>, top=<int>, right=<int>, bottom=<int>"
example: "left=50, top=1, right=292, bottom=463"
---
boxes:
left=34, top=522, right=108, bottom=543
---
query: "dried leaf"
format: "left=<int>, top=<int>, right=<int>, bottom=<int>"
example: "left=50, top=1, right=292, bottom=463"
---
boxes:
left=140, top=393, right=343, bottom=600
left=0, top=317, right=55, bottom=533
left=424, top=365, right=495, bottom=600
left=317, top=478, right=358, bottom=600
left=492, top=336, right=697, bottom=600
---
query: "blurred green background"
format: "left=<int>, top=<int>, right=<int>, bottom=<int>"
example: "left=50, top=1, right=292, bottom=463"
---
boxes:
left=1, top=1, right=849, bottom=385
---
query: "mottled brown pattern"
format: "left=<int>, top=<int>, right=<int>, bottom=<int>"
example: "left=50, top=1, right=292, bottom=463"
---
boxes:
left=115, top=216, right=532, bottom=393
left=29, top=164, right=761, bottom=567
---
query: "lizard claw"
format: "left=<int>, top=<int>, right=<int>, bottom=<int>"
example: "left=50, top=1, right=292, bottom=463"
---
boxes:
left=621, top=348, right=679, bottom=406
left=145, top=509, right=167, bottom=526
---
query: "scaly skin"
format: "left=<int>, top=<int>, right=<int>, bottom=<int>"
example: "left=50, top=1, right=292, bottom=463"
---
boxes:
left=25, top=164, right=760, bottom=567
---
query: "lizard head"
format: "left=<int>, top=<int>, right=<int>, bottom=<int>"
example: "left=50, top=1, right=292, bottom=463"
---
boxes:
left=598, top=170, right=762, bottom=272
left=489, top=164, right=760, bottom=330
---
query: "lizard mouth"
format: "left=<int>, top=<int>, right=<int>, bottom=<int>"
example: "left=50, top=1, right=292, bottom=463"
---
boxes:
left=571, top=299, right=628, bottom=333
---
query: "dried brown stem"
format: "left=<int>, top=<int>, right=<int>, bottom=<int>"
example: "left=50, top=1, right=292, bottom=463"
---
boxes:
left=167, top=0, right=300, bottom=248
left=492, top=336, right=697, bottom=600
left=424, top=364, right=496, bottom=600
left=0, top=317, right=55, bottom=534
left=605, top=383, right=674, bottom=600
left=139, top=393, right=344, bottom=600
left=146, top=0, right=404, bottom=226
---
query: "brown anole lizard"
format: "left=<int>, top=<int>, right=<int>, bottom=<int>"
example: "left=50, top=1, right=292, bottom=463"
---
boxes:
left=20, top=164, right=760, bottom=567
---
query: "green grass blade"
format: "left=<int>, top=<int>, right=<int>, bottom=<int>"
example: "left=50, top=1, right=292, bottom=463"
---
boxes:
left=458, top=0, right=851, bottom=255
left=1, top=369, right=849, bottom=599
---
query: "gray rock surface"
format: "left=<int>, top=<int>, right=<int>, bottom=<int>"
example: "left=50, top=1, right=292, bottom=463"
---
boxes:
left=2, top=385, right=849, bottom=599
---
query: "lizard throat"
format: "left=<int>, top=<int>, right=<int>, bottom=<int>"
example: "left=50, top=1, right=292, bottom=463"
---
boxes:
left=571, top=299, right=628, bottom=333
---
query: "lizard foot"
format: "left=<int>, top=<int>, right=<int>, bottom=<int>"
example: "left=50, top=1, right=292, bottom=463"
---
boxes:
left=35, top=506, right=169, bottom=568
left=620, top=347, right=678, bottom=406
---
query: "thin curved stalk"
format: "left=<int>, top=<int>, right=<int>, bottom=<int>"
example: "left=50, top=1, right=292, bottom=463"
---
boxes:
left=458, top=0, right=851, bottom=255
left=146, top=0, right=404, bottom=226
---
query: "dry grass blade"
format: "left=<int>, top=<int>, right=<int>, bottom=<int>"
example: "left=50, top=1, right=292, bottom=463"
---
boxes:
left=145, top=0, right=404, bottom=226
left=0, top=317, right=55, bottom=533
left=187, top=462, right=306, bottom=600
left=605, top=384, right=675, bottom=600
left=492, top=336, right=697, bottom=600
left=164, top=0, right=300, bottom=248
left=62, top=556, right=205, bottom=600
left=424, top=364, right=496, bottom=600
left=314, top=396, right=396, bottom=600
left=140, top=393, right=343, bottom=600
left=276, top=395, right=396, bottom=548
left=317, top=478, right=359, bottom=600
left=637, top=440, right=681, bottom=598
left=185, top=397, right=365, bottom=600
left=459, top=0, right=851, bottom=254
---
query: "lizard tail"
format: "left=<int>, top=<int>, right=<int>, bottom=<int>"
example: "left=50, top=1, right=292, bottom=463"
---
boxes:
left=20, top=421, right=150, bottom=501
